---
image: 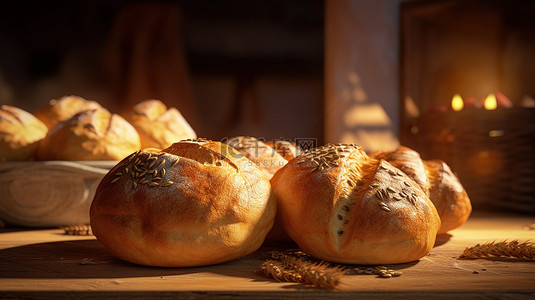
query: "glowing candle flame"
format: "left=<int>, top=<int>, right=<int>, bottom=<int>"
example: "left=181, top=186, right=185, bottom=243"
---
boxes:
left=484, top=94, right=497, bottom=110
left=451, top=94, right=464, bottom=111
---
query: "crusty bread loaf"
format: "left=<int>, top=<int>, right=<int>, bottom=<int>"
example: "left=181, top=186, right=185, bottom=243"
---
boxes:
left=271, top=144, right=441, bottom=265
left=265, top=140, right=300, bottom=161
left=34, top=95, right=102, bottom=129
left=0, top=105, right=48, bottom=161
left=90, top=139, right=275, bottom=267
left=122, top=99, right=196, bottom=149
left=423, top=159, right=472, bottom=233
left=37, top=108, right=140, bottom=161
left=227, top=136, right=287, bottom=179
left=370, top=146, right=472, bottom=234
left=369, top=146, right=429, bottom=192
left=259, top=139, right=300, bottom=242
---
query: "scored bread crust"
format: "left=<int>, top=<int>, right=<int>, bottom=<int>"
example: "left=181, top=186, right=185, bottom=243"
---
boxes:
left=0, top=105, right=48, bottom=161
left=370, top=146, right=429, bottom=194
left=370, top=146, right=472, bottom=234
left=271, top=144, right=441, bottom=265
left=227, top=136, right=288, bottom=179
left=34, top=95, right=102, bottom=129
left=265, top=140, right=300, bottom=161
left=90, top=139, right=275, bottom=267
left=37, top=108, right=140, bottom=161
left=122, top=99, right=197, bottom=149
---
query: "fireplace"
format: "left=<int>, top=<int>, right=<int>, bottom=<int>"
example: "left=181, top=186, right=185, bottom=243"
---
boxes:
left=400, top=0, right=535, bottom=212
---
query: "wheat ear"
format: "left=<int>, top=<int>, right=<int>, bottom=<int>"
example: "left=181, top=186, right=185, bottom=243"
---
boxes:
left=61, top=224, right=93, bottom=236
left=260, top=251, right=345, bottom=289
left=284, top=256, right=345, bottom=290
left=459, top=240, right=535, bottom=260
left=260, top=260, right=302, bottom=283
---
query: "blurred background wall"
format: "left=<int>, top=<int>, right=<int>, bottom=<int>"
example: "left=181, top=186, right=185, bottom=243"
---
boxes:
left=0, top=0, right=401, bottom=150
left=325, top=0, right=401, bottom=151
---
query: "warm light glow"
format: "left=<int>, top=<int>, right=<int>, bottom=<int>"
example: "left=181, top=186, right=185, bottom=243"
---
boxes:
left=488, top=130, right=504, bottom=137
left=451, top=94, right=464, bottom=111
left=484, top=94, right=497, bottom=110
left=344, top=103, right=392, bottom=127
left=405, top=95, right=420, bottom=118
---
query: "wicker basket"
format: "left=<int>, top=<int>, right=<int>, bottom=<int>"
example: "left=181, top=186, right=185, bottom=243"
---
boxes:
left=413, top=108, right=535, bottom=213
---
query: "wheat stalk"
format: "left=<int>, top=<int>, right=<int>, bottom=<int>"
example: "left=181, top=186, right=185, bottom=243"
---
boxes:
left=61, top=224, right=93, bottom=236
left=459, top=240, right=535, bottom=260
left=283, top=255, right=345, bottom=289
left=260, top=251, right=345, bottom=289
left=260, top=260, right=302, bottom=283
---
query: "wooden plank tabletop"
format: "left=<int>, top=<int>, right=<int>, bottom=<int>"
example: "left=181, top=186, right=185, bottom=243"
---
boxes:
left=1, top=212, right=534, bottom=299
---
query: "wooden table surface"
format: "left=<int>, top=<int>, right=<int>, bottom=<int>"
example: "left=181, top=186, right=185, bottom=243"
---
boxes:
left=1, top=212, right=534, bottom=299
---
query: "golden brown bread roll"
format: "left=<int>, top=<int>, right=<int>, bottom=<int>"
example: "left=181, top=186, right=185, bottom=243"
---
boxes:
left=122, top=99, right=196, bottom=149
left=37, top=108, right=140, bottom=161
left=34, top=95, right=102, bottom=129
left=271, top=144, right=441, bottom=265
left=258, top=139, right=300, bottom=242
left=90, top=139, right=275, bottom=267
left=265, top=139, right=300, bottom=161
left=0, top=105, right=48, bottom=161
left=424, top=159, right=471, bottom=233
left=369, top=146, right=472, bottom=234
left=227, top=136, right=287, bottom=179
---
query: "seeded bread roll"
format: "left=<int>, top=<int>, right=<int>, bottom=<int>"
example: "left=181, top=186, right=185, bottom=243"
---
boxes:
left=271, top=144, right=441, bottom=265
left=90, top=139, right=275, bottom=267
left=369, top=146, right=472, bottom=234
left=0, top=105, right=48, bottom=161
left=34, top=95, right=102, bottom=129
left=37, top=108, right=140, bottom=161
left=369, top=146, right=429, bottom=192
left=227, top=136, right=288, bottom=179
left=265, top=140, right=300, bottom=161
left=122, top=99, right=196, bottom=149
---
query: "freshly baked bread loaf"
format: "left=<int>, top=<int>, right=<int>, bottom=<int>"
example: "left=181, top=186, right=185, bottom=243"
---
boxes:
left=34, top=95, right=102, bottom=129
left=227, top=136, right=287, bottom=179
left=265, top=140, right=300, bottom=161
left=370, top=146, right=471, bottom=234
left=271, top=144, right=441, bottom=265
left=37, top=108, right=140, bottom=161
left=0, top=105, right=48, bottom=161
left=122, top=99, right=196, bottom=149
left=424, top=159, right=471, bottom=233
left=90, top=139, right=275, bottom=267
left=369, top=146, right=429, bottom=192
